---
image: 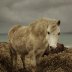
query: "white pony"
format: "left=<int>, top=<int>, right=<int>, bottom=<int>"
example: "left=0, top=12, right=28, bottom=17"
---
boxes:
left=8, top=18, right=60, bottom=72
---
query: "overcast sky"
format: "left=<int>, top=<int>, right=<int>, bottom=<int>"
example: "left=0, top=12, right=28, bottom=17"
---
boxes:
left=0, top=0, right=72, bottom=33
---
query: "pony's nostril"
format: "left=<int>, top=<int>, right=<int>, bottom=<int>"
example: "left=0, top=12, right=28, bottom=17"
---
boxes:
left=50, top=46, right=56, bottom=49
left=50, top=46, right=53, bottom=48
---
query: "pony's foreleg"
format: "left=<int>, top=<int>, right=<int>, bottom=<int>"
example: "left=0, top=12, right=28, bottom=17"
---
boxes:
left=25, top=51, right=37, bottom=72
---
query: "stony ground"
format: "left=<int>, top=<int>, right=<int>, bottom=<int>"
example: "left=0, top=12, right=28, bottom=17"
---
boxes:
left=0, top=42, right=72, bottom=72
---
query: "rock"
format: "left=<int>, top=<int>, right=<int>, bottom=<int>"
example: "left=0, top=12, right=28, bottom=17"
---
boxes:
left=0, top=42, right=72, bottom=72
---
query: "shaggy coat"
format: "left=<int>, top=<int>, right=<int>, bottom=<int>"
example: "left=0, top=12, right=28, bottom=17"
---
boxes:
left=8, top=18, right=60, bottom=72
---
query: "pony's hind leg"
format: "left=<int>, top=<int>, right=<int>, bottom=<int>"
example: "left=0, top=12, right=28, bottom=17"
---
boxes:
left=21, top=49, right=28, bottom=72
left=21, top=55, right=26, bottom=71
left=10, top=47, right=17, bottom=72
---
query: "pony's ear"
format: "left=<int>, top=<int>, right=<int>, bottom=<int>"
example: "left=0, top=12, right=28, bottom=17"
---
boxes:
left=57, top=20, right=60, bottom=26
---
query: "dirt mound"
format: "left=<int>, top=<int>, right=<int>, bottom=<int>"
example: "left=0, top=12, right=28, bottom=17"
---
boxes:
left=0, top=42, right=72, bottom=72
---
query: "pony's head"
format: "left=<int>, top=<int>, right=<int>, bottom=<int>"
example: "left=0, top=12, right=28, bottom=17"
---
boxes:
left=47, top=20, right=60, bottom=48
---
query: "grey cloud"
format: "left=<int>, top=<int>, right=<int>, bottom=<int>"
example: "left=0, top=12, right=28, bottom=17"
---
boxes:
left=0, top=0, right=72, bottom=33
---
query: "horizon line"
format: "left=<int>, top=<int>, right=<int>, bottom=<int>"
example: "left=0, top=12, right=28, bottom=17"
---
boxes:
left=0, top=32, right=72, bottom=35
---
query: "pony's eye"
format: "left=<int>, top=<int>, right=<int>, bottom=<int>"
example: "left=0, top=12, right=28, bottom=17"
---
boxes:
left=48, top=32, right=50, bottom=34
left=58, top=32, right=60, bottom=35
